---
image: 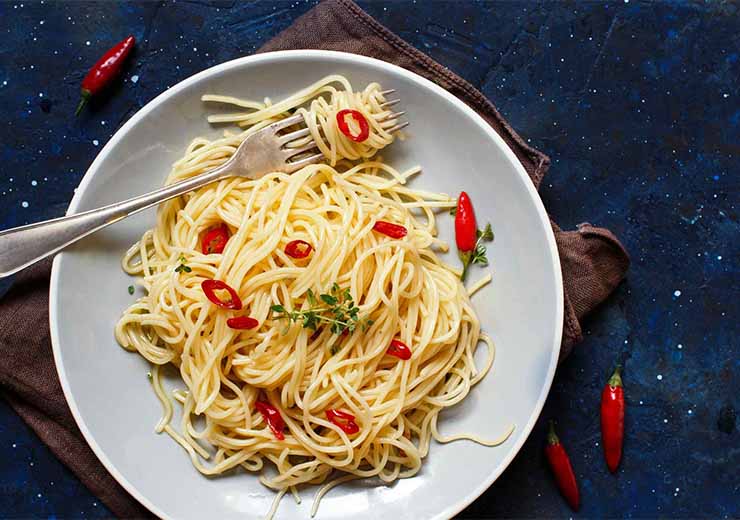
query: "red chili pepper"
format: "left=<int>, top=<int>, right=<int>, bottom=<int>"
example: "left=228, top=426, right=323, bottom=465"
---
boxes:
left=284, top=239, right=313, bottom=259
left=373, top=221, right=407, bottom=239
left=387, top=339, right=412, bottom=360
left=455, top=191, right=478, bottom=281
left=201, top=224, right=230, bottom=255
left=326, top=409, right=360, bottom=434
left=76, top=35, right=136, bottom=116
left=227, top=316, right=259, bottom=330
left=455, top=192, right=477, bottom=252
left=601, top=365, right=624, bottom=473
left=255, top=401, right=285, bottom=440
left=201, top=279, right=242, bottom=310
left=336, top=109, right=370, bottom=142
left=545, top=420, right=580, bottom=511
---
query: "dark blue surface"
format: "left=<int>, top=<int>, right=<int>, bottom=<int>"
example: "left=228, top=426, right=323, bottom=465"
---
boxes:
left=0, top=1, right=737, bottom=518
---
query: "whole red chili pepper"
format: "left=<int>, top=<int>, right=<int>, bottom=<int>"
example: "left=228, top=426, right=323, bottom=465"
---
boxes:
left=601, top=365, right=624, bottom=473
left=326, top=409, right=360, bottom=434
left=455, top=191, right=477, bottom=252
left=201, top=279, right=242, bottom=310
left=255, top=401, right=285, bottom=440
left=387, top=339, right=412, bottom=360
left=201, top=224, right=230, bottom=255
left=76, top=35, right=136, bottom=116
left=373, top=220, right=407, bottom=239
left=284, top=239, right=313, bottom=259
left=545, top=420, right=580, bottom=511
left=226, top=316, right=259, bottom=330
left=455, top=191, right=477, bottom=280
left=336, top=109, right=370, bottom=142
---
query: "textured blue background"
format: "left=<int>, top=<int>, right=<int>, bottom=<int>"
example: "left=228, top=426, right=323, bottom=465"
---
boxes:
left=0, top=1, right=737, bottom=518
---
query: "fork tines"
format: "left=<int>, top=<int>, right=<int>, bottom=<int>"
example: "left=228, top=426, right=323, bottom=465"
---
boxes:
left=278, top=94, right=408, bottom=165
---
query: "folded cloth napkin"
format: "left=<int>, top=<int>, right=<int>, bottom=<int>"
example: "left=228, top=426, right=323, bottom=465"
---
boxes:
left=0, top=0, right=629, bottom=517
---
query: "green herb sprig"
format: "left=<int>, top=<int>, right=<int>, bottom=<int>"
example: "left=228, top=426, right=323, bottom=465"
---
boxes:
left=470, top=223, right=494, bottom=265
left=174, top=254, right=192, bottom=273
left=270, top=284, right=373, bottom=336
left=460, top=223, right=494, bottom=281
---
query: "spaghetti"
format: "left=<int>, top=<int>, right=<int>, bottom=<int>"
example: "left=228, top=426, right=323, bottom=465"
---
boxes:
left=115, top=75, right=512, bottom=518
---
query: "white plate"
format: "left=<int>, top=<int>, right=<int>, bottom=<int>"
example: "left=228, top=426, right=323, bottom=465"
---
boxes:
left=50, top=50, right=562, bottom=520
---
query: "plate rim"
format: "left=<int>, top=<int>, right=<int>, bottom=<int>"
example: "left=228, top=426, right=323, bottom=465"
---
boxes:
left=49, top=49, right=564, bottom=520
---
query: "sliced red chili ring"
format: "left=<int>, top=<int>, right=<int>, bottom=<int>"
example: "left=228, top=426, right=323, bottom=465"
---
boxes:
left=336, top=109, right=370, bottom=142
left=387, top=339, right=412, bottom=360
left=255, top=401, right=285, bottom=440
left=227, top=316, right=259, bottom=330
left=201, top=224, right=230, bottom=255
left=373, top=220, right=408, bottom=239
left=326, top=409, right=360, bottom=434
left=284, top=239, right=313, bottom=259
left=201, top=279, right=242, bottom=310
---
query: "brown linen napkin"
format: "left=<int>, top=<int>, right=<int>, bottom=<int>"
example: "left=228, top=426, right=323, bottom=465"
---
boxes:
left=0, top=0, right=629, bottom=517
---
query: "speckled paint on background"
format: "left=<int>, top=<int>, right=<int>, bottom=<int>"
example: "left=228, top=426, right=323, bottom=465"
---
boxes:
left=0, top=1, right=737, bottom=518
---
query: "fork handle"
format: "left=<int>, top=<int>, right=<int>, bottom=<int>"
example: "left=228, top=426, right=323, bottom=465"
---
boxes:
left=0, top=163, right=233, bottom=278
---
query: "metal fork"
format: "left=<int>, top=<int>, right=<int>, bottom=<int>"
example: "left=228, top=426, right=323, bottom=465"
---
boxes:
left=0, top=97, right=407, bottom=278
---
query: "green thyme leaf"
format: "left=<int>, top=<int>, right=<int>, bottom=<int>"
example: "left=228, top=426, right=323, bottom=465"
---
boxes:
left=271, top=304, right=285, bottom=313
left=320, top=294, right=338, bottom=306
left=128, top=285, right=135, bottom=295
left=471, top=244, right=489, bottom=266
left=306, top=289, right=317, bottom=306
left=362, top=319, right=374, bottom=332
left=477, top=223, right=494, bottom=242
left=175, top=254, right=190, bottom=273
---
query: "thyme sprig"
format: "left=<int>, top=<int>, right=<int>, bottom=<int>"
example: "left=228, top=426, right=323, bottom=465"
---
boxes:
left=460, top=223, right=494, bottom=281
left=270, top=284, right=374, bottom=335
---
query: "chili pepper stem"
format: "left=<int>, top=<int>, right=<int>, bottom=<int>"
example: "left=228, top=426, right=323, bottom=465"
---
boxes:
left=75, top=90, right=91, bottom=116
left=608, top=364, right=623, bottom=388
left=459, top=251, right=472, bottom=281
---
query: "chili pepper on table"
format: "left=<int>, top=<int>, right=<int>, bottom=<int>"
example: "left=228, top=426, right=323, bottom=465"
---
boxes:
left=201, top=224, right=230, bottom=255
left=454, top=191, right=493, bottom=281
left=601, top=365, right=625, bottom=473
left=201, top=279, right=242, bottom=310
left=76, top=35, right=136, bottom=116
left=373, top=220, right=407, bottom=239
left=336, top=109, right=370, bottom=142
left=284, top=239, right=313, bottom=259
left=326, top=409, right=360, bottom=434
left=255, top=401, right=285, bottom=440
left=545, top=420, right=580, bottom=511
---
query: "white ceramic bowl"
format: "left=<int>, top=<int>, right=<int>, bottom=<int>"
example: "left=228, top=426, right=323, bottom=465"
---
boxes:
left=50, top=50, right=562, bottom=520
